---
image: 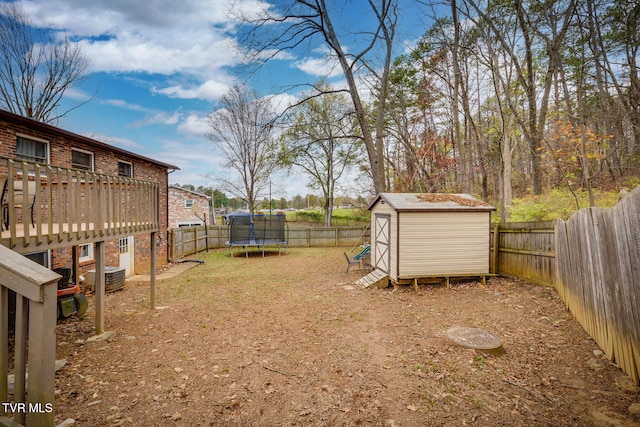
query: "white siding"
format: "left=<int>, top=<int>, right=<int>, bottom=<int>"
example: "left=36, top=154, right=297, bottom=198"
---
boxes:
left=397, top=211, right=490, bottom=277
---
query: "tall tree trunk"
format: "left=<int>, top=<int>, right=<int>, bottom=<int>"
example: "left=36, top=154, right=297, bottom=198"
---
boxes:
left=450, top=0, right=466, bottom=193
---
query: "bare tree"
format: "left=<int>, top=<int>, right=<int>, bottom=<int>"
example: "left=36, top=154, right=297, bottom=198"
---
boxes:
left=240, top=0, right=399, bottom=194
left=463, top=0, right=577, bottom=195
left=280, top=83, right=361, bottom=226
left=207, top=84, right=278, bottom=214
left=0, top=3, right=89, bottom=123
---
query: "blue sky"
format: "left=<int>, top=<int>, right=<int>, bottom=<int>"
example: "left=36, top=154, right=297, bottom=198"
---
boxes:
left=5, top=0, right=431, bottom=199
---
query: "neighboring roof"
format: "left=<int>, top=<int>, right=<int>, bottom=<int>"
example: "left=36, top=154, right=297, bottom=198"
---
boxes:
left=368, top=193, right=496, bottom=212
left=0, top=109, right=180, bottom=171
left=169, top=185, right=211, bottom=199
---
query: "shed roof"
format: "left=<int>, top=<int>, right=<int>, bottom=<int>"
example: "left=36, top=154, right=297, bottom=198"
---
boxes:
left=368, top=193, right=496, bottom=212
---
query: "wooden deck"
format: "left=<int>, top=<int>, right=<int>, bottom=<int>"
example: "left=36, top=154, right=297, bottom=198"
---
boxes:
left=1, top=156, right=160, bottom=253
left=1, top=221, right=158, bottom=253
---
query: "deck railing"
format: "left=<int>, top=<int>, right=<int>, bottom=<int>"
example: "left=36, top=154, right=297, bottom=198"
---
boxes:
left=0, top=245, right=59, bottom=427
left=1, top=157, right=160, bottom=253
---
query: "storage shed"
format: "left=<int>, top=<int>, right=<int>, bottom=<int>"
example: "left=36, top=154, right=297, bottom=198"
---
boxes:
left=367, top=193, right=495, bottom=288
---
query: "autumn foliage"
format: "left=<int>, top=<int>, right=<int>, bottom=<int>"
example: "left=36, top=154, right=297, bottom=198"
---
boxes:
left=541, top=120, right=609, bottom=189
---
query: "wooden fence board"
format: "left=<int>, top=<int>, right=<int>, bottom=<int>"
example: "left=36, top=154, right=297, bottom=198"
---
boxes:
left=495, top=221, right=556, bottom=285
left=555, top=188, right=640, bottom=384
left=169, top=225, right=370, bottom=256
left=617, top=195, right=640, bottom=380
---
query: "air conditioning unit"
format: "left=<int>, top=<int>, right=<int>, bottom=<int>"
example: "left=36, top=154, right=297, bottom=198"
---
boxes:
left=86, top=267, right=126, bottom=292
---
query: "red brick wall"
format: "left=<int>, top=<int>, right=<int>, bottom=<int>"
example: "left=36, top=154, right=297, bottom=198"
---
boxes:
left=1, top=115, right=172, bottom=276
left=168, top=187, right=210, bottom=228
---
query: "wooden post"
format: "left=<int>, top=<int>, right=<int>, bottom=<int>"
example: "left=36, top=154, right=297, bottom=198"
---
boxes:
left=0, top=287, right=7, bottom=406
left=492, top=224, right=500, bottom=274
left=26, top=282, right=57, bottom=427
left=150, top=231, right=157, bottom=309
left=13, top=295, right=28, bottom=425
left=95, top=240, right=105, bottom=335
left=72, top=245, right=79, bottom=286
left=553, top=221, right=560, bottom=289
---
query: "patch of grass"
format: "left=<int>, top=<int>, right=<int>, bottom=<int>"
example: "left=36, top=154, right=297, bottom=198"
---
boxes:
left=507, top=188, right=621, bottom=221
left=474, top=354, right=487, bottom=370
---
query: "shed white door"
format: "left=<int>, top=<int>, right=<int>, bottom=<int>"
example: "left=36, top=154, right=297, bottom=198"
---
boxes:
left=374, top=214, right=390, bottom=274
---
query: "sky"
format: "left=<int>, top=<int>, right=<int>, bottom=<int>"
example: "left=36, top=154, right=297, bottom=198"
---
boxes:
left=3, top=0, right=432, bottom=200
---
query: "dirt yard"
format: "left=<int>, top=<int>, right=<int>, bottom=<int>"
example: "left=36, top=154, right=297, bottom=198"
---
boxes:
left=52, top=247, right=639, bottom=426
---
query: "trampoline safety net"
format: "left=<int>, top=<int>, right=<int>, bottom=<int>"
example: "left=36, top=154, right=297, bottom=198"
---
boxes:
left=226, top=214, right=288, bottom=256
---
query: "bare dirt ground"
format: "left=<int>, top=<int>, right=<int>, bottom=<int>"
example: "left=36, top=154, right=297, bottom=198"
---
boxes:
left=52, top=247, right=639, bottom=426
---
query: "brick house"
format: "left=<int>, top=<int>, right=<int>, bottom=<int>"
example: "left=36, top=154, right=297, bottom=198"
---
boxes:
left=168, top=185, right=212, bottom=228
left=0, top=108, right=179, bottom=282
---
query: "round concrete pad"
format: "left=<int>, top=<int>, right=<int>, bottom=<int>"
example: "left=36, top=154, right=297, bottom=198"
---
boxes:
left=446, top=326, right=503, bottom=354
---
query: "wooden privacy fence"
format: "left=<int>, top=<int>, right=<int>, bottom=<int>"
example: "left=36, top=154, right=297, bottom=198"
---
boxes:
left=555, top=188, right=640, bottom=385
left=168, top=225, right=369, bottom=260
left=494, top=190, right=640, bottom=385
left=492, top=221, right=557, bottom=286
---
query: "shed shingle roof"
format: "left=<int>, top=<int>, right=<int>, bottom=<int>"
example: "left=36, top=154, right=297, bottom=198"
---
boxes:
left=368, top=193, right=496, bottom=212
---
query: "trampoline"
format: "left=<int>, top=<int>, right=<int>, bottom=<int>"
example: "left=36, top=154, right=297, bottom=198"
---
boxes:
left=224, top=212, right=288, bottom=257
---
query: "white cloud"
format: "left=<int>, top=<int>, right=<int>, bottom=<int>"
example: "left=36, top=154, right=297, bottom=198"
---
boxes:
left=101, top=98, right=155, bottom=113
left=267, top=93, right=299, bottom=115
left=24, top=0, right=266, bottom=35
left=154, top=137, right=224, bottom=184
left=132, top=111, right=183, bottom=127
left=292, top=45, right=345, bottom=78
left=17, top=0, right=267, bottom=100
left=74, top=32, right=241, bottom=76
left=294, top=57, right=343, bottom=78
left=155, top=79, right=232, bottom=101
left=80, top=132, right=143, bottom=151
left=177, top=113, right=211, bottom=138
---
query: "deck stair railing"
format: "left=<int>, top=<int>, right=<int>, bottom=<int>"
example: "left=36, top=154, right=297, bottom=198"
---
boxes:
left=1, top=156, right=160, bottom=253
left=0, top=244, right=59, bottom=427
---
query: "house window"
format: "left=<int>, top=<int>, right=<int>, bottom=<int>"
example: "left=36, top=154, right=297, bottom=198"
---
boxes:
left=185, top=199, right=194, bottom=208
left=119, top=237, right=129, bottom=254
left=79, top=243, right=93, bottom=262
left=72, top=149, right=94, bottom=171
left=24, top=250, right=50, bottom=268
left=118, top=161, right=132, bottom=178
left=178, top=222, right=203, bottom=228
left=16, top=135, right=48, bottom=163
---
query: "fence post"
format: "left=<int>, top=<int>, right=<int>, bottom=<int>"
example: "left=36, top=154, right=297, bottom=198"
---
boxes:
left=492, top=223, right=500, bottom=274
left=168, top=229, right=174, bottom=261
left=150, top=231, right=157, bottom=310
